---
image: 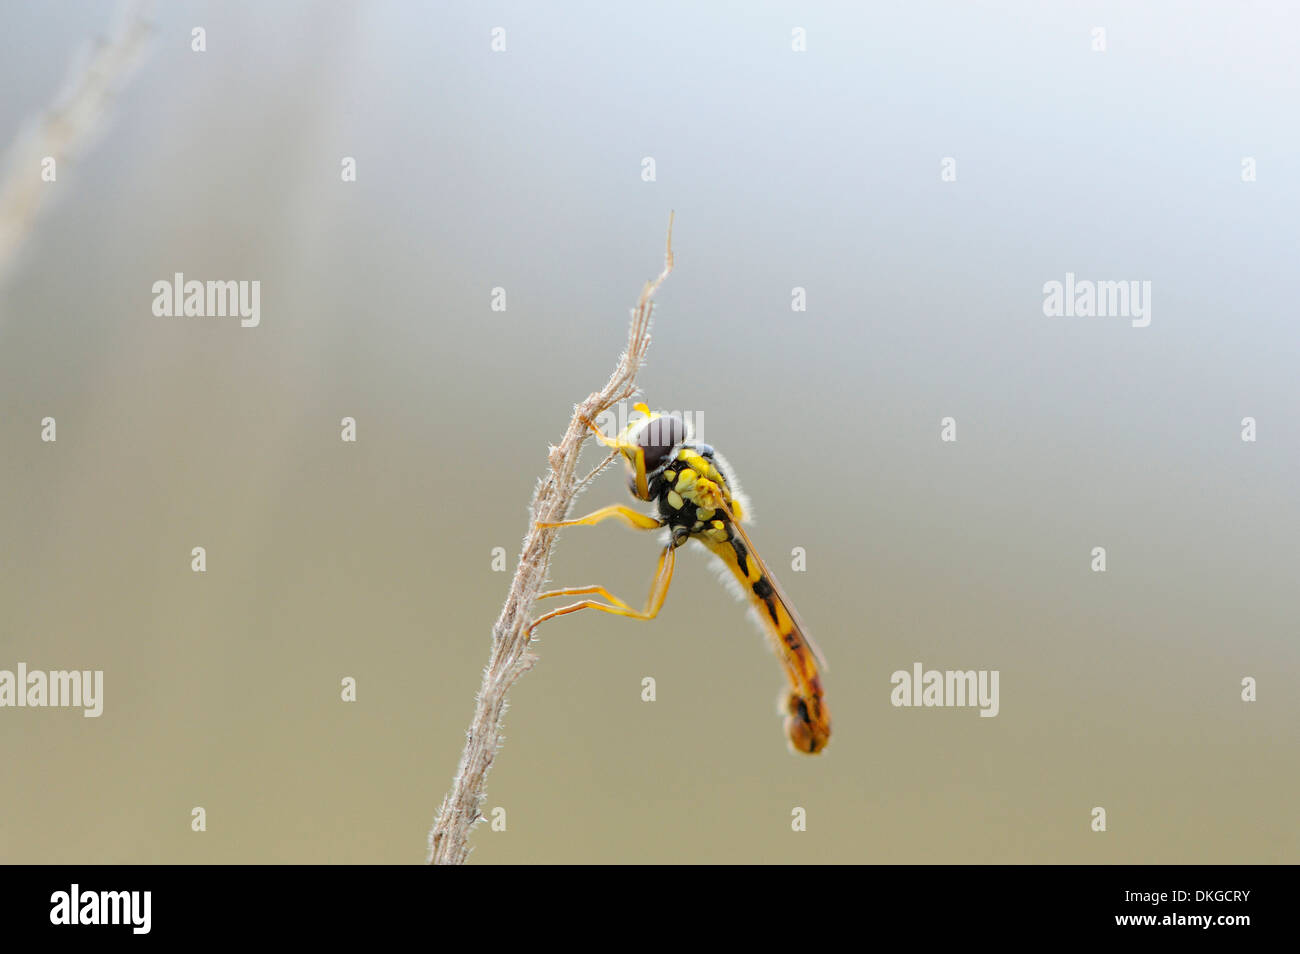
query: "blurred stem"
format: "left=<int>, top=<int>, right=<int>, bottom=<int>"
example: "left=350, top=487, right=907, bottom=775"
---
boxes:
left=0, top=0, right=152, bottom=284
left=427, top=215, right=674, bottom=864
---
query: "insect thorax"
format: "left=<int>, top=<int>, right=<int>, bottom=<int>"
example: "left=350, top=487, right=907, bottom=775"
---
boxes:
left=644, top=442, right=739, bottom=548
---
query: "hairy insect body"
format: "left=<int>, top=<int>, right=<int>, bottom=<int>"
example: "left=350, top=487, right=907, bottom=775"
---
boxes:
left=649, top=444, right=734, bottom=542
left=531, top=405, right=831, bottom=755
left=649, top=441, right=830, bottom=754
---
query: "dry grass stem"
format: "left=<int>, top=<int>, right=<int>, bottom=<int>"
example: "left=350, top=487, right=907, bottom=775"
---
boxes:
left=427, top=214, right=675, bottom=864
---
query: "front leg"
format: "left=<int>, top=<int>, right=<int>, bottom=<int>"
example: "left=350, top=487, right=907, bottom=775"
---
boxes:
left=537, top=504, right=663, bottom=532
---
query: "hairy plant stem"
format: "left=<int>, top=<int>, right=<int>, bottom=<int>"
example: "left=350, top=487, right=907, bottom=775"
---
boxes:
left=427, top=215, right=674, bottom=864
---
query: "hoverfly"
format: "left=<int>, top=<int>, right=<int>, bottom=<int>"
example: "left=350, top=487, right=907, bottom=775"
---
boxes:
left=528, top=404, right=830, bottom=754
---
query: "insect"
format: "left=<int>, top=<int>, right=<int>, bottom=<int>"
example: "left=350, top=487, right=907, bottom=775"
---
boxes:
left=527, top=403, right=830, bottom=754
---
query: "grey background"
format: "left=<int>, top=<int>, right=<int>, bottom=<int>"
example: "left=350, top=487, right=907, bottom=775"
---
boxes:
left=0, top=1, right=1295, bottom=863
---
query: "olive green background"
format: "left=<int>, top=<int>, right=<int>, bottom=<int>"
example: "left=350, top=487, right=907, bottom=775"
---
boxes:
left=1, top=1, right=1296, bottom=863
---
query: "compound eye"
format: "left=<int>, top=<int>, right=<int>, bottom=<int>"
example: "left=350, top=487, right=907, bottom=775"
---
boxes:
left=635, top=413, right=685, bottom=471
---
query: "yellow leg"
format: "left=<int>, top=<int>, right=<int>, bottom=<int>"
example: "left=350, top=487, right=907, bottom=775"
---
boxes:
left=536, top=584, right=636, bottom=609
left=583, top=415, right=626, bottom=449
left=537, top=504, right=662, bottom=532
left=526, top=544, right=676, bottom=640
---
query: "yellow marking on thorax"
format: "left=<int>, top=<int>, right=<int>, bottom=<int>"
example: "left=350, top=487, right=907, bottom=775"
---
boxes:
left=673, top=448, right=740, bottom=518
left=678, top=450, right=710, bottom=474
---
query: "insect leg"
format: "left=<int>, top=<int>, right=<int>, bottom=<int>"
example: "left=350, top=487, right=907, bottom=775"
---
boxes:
left=536, top=504, right=663, bottom=532
left=525, top=543, right=676, bottom=641
left=578, top=414, right=650, bottom=499
left=535, top=584, right=636, bottom=609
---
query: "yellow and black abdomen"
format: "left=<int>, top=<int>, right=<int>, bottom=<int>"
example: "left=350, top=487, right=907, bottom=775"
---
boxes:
left=648, top=443, right=831, bottom=754
left=696, top=527, right=831, bottom=754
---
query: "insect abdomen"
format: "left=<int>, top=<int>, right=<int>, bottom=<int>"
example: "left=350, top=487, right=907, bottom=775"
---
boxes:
left=699, top=530, right=831, bottom=754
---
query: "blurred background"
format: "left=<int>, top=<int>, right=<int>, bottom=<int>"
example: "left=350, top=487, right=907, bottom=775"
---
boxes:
left=0, top=1, right=1296, bottom=864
